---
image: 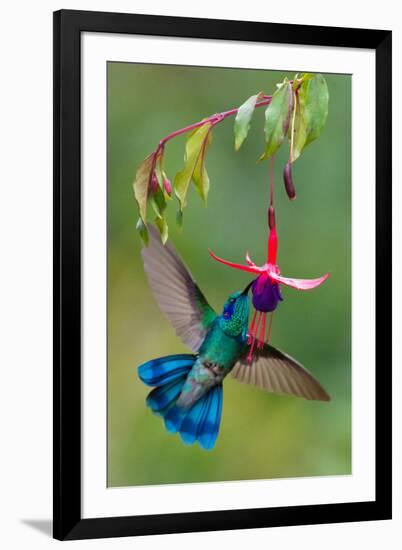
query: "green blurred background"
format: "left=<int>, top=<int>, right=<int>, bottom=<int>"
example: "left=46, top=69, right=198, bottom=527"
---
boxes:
left=107, top=63, right=351, bottom=487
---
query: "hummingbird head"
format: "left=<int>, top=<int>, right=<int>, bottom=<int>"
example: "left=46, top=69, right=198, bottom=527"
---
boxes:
left=220, top=284, right=251, bottom=336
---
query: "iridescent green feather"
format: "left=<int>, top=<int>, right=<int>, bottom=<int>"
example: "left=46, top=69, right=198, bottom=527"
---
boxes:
left=194, top=285, right=217, bottom=329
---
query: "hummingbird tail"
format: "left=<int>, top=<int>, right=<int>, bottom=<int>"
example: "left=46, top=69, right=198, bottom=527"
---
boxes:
left=164, top=384, right=223, bottom=450
left=138, top=354, right=223, bottom=450
left=138, top=354, right=195, bottom=387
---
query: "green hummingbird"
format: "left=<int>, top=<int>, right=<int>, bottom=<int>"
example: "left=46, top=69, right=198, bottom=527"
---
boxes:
left=138, top=225, right=330, bottom=450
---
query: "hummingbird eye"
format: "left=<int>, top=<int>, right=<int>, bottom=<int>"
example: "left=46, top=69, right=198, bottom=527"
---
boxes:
left=229, top=298, right=235, bottom=304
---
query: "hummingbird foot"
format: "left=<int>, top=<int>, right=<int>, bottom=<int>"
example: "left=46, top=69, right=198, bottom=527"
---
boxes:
left=204, top=361, right=225, bottom=383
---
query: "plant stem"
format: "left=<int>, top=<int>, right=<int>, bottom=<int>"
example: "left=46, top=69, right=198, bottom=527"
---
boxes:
left=154, top=96, right=273, bottom=156
left=269, top=155, right=275, bottom=207
left=148, top=93, right=274, bottom=194
left=289, top=90, right=298, bottom=162
left=147, top=80, right=296, bottom=194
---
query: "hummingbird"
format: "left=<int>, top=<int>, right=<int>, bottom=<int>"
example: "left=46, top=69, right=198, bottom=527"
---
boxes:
left=138, top=225, right=330, bottom=450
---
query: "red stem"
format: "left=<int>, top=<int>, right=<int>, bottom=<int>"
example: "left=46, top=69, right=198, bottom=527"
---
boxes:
left=269, top=156, right=275, bottom=207
left=267, top=156, right=278, bottom=262
left=152, top=96, right=273, bottom=159
left=148, top=78, right=297, bottom=183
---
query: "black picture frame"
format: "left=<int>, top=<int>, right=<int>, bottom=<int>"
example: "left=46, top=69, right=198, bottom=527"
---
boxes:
left=53, top=9, right=392, bottom=541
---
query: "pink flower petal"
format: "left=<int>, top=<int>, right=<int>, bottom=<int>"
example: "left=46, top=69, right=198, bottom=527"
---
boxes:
left=208, top=249, right=262, bottom=274
left=269, top=271, right=330, bottom=290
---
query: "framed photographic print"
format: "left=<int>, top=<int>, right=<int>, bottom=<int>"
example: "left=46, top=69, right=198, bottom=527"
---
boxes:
left=53, top=9, right=392, bottom=540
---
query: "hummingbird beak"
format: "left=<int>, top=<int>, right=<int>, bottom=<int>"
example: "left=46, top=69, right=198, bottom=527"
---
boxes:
left=241, top=281, right=253, bottom=295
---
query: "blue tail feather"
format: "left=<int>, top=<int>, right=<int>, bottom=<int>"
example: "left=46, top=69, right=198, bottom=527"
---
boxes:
left=198, top=384, right=223, bottom=450
left=138, top=354, right=223, bottom=450
left=164, top=384, right=223, bottom=450
left=138, top=354, right=195, bottom=386
left=179, top=397, right=209, bottom=445
left=146, top=377, right=186, bottom=414
left=164, top=404, right=185, bottom=434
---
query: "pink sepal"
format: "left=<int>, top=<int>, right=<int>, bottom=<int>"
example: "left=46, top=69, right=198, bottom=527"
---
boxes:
left=208, top=249, right=262, bottom=275
left=245, top=252, right=257, bottom=267
left=269, top=271, right=330, bottom=290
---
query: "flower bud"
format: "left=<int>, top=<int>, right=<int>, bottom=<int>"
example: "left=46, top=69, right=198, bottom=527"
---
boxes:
left=283, top=161, right=296, bottom=200
left=163, top=177, right=172, bottom=196
left=150, top=172, right=158, bottom=193
left=268, top=205, right=276, bottom=230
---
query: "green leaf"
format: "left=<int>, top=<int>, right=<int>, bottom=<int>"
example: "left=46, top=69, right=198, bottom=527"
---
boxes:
left=133, top=154, right=154, bottom=222
left=174, top=123, right=212, bottom=211
left=155, top=166, right=172, bottom=202
left=292, top=72, right=314, bottom=91
left=192, top=128, right=212, bottom=203
left=260, top=81, right=293, bottom=161
left=136, top=217, right=149, bottom=245
left=154, top=154, right=164, bottom=186
left=291, top=95, right=306, bottom=161
left=155, top=216, right=168, bottom=244
left=301, top=74, right=329, bottom=148
left=291, top=74, right=329, bottom=162
left=150, top=185, right=167, bottom=219
left=234, top=92, right=262, bottom=151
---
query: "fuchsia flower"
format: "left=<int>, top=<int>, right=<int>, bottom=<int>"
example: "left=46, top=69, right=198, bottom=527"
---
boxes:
left=209, top=223, right=329, bottom=361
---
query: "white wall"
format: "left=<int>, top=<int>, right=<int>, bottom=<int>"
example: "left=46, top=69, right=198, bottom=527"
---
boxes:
left=0, top=1, right=400, bottom=548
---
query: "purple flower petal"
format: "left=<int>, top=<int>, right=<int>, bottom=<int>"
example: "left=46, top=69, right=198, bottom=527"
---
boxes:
left=251, top=275, right=283, bottom=313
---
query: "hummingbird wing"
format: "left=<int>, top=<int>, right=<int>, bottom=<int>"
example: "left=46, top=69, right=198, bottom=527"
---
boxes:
left=141, top=225, right=217, bottom=352
left=231, top=343, right=330, bottom=401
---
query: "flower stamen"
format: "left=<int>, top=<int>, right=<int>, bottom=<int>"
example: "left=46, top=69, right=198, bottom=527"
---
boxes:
left=258, top=313, right=267, bottom=348
left=247, top=310, right=258, bottom=345
left=247, top=311, right=261, bottom=362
